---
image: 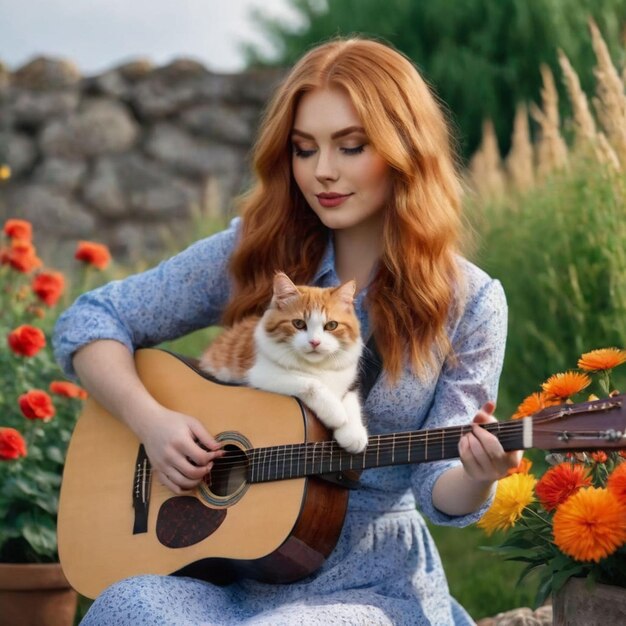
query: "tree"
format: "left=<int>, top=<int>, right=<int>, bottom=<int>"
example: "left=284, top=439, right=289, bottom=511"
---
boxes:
left=244, top=0, right=626, bottom=160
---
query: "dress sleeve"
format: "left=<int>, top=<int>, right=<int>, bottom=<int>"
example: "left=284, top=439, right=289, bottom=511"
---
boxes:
left=52, top=219, right=240, bottom=379
left=411, top=276, right=508, bottom=527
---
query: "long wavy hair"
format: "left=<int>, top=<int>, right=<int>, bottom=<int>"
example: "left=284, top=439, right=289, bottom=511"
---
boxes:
left=224, top=38, right=464, bottom=383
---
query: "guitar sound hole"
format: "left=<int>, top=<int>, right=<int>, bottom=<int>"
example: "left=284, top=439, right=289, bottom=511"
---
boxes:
left=207, top=444, right=249, bottom=497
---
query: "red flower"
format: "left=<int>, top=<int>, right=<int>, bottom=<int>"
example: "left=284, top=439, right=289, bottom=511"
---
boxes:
left=18, top=390, right=56, bottom=421
left=0, top=427, right=27, bottom=460
left=49, top=381, right=88, bottom=399
left=32, top=271, right=66, bottom=306
left=535, top=462, right=592, bottom=512
left=75, top=241, right=111, bottom=270
left=3, top=219, right=32, bottom=241
left=1, top=239, right=43, bottom=273
left=7, top=325, right=46, bottom=357
left=591, top=451, right=608, bottom=464
left=607, top=463, right=626, bottom=505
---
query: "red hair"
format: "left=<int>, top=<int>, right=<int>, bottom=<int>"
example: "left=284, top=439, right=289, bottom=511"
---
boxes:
left=224, top=38, right=463, bottom=382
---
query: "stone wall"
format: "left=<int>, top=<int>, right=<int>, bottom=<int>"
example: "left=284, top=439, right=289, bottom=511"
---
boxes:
left=0, top=56, right=285, bottom=264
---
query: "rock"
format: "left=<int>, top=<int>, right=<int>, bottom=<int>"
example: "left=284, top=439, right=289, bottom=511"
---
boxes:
left=115, top=59, right=154, bottom=81
left=180, top=103, right=255, bottom=144
left=6, top=132, right=37, bottom=177
left=229, top=67, right=285, bottom=104
left=12, top=56, right=81, bottom=90
left=34, top=158, right=87, bottom=191
left=11, top=89, right=80, bottom=126
left=477, top=605, right=553, bottom=626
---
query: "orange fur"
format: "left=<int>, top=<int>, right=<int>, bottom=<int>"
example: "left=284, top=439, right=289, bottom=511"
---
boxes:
left=223, top=38, right=463, bottom=382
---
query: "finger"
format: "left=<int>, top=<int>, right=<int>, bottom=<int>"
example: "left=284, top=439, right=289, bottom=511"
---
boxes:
left=168, top=465, right=202, bottom=490
left=158, top=471, right=184, bottom=495
left=173, top=456, right=212, bottom=481
left=465, top=432, right=492, bottom=475
left=189, top=422, right=222, bottom=452
left=459, top=434, right=483, bottom=478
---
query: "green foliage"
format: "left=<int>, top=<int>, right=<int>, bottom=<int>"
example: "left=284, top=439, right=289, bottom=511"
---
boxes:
left=470, top=161, right=626, bottom=418
left=243, top=0, right=626, bottom=158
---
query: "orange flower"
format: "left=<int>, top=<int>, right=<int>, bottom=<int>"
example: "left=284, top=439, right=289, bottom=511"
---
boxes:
left=553, top=487, right=626, bottom=562
left=535, top=462, right=592, bottom=512
left=591, top=451, right=608, bottom=464
left=0, top=427, right=27, bottom=460
left=541, top=371, right=591, bottom=400
left=620, top=451, right=626, bottom=460
left=3, top=219, right=32, bottom=241
left=75, top=241, right=111, bottom=270
left=578, top=348, right=626, bottom=371
left=7, top=325, right=46, bottom=357
left=49, top=381, right=88, bottom=400
left=0, top=239, right=42, bottom=273
left=511, top=391, right=560, bottom=419
left=607, top=463, right=626, bottom=505
left=32, top=271, right=66, bottom=306
left=18, top=390, right=56, bottom=421
left=507, top=457, right=533, bottom=476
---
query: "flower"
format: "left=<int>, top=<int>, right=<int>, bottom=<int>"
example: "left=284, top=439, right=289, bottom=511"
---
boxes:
left=535, top=462, right=592, bottom=511
left=607, top=463, right=626, bottom=505
left=75, top=241, right=111, bottom=270
left=0, top=164, right=11, bottom=181
left=578, top=348, right=626, bottom=371
left=7, top=325, right=46, bottom=357
left=0, top=239, right=43, bottom=273
left=32, top=271, right=66, bottom=307
left=3, top=219, right=32, bottom=241
left=0, top=428, right=27, bottom=460
left=541, top=371, right=591, bottom=399
left=477, top=472, right=536, bottom=535
left=511, top=391, right=560, bottom=419
left=18, top=390, right=56, bottom=421
left=49, top=381, right=88, bottom=400
left=553, top=487, right=626, bottom=562
left=590, top=451, right=608, bottom=464
left=506, top=456, right=533, bottom=475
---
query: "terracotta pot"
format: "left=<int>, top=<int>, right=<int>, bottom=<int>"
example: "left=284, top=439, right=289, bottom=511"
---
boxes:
left=0, top=562, right=78, bottom=626
left=553, top=577, right=626, bottom=626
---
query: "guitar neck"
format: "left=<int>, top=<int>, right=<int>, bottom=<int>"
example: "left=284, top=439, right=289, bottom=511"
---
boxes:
left=247, top=420, right=527, bottom=483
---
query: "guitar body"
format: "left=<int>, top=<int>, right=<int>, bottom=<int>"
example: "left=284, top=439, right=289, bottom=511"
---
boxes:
left=58, top=349, right=349, bottom=599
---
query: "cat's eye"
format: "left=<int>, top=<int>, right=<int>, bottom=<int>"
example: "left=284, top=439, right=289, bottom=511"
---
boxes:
left=324, top=321, right=338, bottom=331
left=292, top=319, right=307, bottom=330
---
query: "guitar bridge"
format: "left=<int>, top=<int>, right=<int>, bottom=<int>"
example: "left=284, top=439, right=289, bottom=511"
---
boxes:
left=132, top=445, right=152, bottom=534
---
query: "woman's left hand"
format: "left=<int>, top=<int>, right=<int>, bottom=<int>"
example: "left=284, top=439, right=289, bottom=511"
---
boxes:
left=458, top=401, right=522, bottom=483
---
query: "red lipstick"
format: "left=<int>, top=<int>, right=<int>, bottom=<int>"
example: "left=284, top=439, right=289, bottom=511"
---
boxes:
left=316, top=193, right=352, bottom=208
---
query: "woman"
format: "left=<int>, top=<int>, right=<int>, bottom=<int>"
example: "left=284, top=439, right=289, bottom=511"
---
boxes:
left=54, top=37, right=519, bottom=625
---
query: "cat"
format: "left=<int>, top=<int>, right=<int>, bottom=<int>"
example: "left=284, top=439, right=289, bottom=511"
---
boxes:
left=199, top=272, right=368, bottom=453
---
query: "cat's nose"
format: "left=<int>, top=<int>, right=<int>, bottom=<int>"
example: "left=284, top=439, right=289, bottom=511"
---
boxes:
left=309, top=339, right=321, bottom=348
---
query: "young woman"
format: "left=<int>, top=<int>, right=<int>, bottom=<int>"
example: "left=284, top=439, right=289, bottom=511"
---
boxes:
left=54, top=37, right=520, bottom=626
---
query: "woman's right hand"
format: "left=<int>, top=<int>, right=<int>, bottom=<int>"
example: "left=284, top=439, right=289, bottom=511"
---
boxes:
left=139, top=406, right=224, bottom=494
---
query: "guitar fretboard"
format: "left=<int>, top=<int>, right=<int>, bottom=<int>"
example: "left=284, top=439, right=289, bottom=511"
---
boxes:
left=246, top=421, right=526, bottom=483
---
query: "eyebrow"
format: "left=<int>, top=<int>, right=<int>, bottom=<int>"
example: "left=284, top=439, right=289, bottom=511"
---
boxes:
left=291, top=126, right=366, bottom=140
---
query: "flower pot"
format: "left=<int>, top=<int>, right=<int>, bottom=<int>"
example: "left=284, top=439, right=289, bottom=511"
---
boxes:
left=553, top=576, right=626, bottom=626
left=0, top=562, right=78, bottom=626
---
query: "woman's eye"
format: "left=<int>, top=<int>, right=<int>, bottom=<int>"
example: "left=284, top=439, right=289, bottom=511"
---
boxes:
left=292, top=319, right=307, bottom=330
left=324, top=321, right=338, bottom=331
left=293, top=145, right=316, bottom=158
left=341, top=145, right=365, bottom=155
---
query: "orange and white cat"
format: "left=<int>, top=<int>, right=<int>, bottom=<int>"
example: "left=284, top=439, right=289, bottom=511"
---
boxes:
left=199, top=272, right=368, bottom=453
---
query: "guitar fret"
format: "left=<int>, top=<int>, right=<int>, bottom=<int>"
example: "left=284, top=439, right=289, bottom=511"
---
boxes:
left=282, top=444, right=286, bottom=479
left=421, top=431, right=424, bottom=461
left=376, top=435, right=380, bottom=467
left=392, top=433, right=396, bottom=464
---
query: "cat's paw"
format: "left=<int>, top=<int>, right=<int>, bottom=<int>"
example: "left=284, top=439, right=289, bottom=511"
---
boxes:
left=333, top=421, right=368, bottom=454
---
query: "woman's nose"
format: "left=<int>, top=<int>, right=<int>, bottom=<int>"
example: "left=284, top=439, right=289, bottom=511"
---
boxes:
left=315, top=150, right=339, bottom=182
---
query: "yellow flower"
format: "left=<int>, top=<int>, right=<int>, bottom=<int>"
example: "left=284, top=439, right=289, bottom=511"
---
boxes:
left=0, top=164, right=11, bottom=181
left=541, top=371, right=590, bottom=400
left=477, top=473, right=536, bottom=536
left=553, top=487, right=626, bottom=562
left=578, top=348, right=626, bottom=372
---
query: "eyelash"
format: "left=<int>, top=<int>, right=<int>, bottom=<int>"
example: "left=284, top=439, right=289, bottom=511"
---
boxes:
left=292, top=145, right=365, bottom=158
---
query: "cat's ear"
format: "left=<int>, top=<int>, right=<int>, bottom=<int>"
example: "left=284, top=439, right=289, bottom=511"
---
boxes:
left=334, top=280, right=356, bottom=309
left=272, top=272, right=299, bottom=309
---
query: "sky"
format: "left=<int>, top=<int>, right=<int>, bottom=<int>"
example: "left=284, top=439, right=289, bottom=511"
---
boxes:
left=0, top=0, right=299, bottom=75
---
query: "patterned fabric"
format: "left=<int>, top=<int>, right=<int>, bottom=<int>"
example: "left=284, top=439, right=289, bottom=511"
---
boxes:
left=53, top=218, right=508, bottom=626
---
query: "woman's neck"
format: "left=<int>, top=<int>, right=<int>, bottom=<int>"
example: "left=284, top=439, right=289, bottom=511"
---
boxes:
left=333, top=222, right=383, bottom=292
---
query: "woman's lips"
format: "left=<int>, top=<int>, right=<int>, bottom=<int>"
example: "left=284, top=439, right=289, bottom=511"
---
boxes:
left=316, top=193, right=352, bottom=208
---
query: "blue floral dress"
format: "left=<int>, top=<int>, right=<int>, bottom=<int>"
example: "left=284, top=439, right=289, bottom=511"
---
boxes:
left=53, top=219, right=507, bottom=626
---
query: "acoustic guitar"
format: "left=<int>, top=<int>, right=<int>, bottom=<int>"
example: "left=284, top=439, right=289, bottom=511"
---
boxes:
left=57, top=348, right=626, bottom=599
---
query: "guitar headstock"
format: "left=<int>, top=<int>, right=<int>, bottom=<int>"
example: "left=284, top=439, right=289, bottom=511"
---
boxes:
left=531, top=394, right=626, bottom=451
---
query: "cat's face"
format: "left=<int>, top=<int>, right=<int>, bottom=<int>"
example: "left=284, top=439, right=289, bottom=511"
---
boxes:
left=262, top=273, right=361, bottom=363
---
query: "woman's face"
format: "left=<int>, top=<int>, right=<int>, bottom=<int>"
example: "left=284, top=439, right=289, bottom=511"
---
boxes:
left=291, top=87, right=393, bottom=235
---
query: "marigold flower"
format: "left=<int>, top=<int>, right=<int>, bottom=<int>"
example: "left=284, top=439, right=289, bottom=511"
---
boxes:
left=49, top=381, right=88, bottom=400
left=535, top=462, right=592, bottom=512
left=477, top=473, right=536, bottom=535
left=75, top=241, right=111, bottom=270
left=578, top=348, right=626, bottom=371
left=18, top=390, right=56, bottom=421
left=7, top=325, right=46, bottom=357
left=591, top=451, right=608, bottom=464
left=0, top=427, right=27, bottom=460
left=607, top=463, right=626, bottom=505
left=0, top=239, right=42, bottom=273
left=32, top=271, right=66, bottom=306
left=3, top=218, right=32, bottom=241
left=541, top=371, right=591, bottom=400
left=511, top=391, right=560, bottom=419
left=507, top=457, right=533, bottom=476
left=553, top=487, right=626, bottom=562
